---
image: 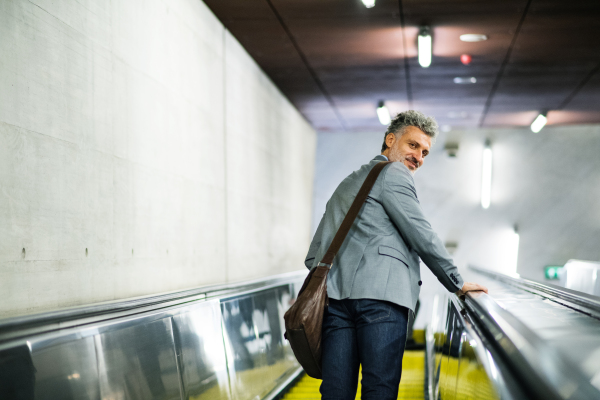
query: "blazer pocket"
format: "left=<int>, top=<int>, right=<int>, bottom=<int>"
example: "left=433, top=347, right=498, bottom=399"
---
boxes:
left=378, top=245, right=409, bottom=268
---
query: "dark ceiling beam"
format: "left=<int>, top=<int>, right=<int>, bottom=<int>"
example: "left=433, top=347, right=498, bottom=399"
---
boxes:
left=556, top=62, right=600, bottom=111
left=263, top=0, right=348, bottom=131
left=478, top=0, right=533, bottom=127
left=397, top=0, right=413, bottom=109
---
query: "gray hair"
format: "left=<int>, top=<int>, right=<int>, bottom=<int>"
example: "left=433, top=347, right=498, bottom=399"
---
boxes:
left=381, top=110, right=438, bottom=152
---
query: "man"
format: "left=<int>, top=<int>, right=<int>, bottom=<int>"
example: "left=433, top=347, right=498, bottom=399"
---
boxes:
left=305, top=110, right=488, bottom=400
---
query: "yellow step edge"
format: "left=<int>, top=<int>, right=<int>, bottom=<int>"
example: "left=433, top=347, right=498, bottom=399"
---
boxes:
left=282, top=350, right=425, bottom=400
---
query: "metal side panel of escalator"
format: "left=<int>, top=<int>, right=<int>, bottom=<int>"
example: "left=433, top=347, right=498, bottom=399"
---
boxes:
left=425, top=266, right=600, bottom=400
left=0, top=271, right=307, bottom=400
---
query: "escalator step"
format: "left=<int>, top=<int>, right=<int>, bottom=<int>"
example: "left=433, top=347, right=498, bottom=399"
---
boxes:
left=282, top=350, right=425, bottom=399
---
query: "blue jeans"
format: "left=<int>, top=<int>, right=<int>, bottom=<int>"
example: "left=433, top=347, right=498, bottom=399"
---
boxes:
left=320, top=298, right=409, bottom=400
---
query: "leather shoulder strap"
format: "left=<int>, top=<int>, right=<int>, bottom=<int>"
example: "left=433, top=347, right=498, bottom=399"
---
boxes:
left=319, top=161, right=391, bottom=266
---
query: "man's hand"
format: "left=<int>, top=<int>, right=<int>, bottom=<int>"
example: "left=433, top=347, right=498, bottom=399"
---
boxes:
left=455, top=282, right=488, bottom=296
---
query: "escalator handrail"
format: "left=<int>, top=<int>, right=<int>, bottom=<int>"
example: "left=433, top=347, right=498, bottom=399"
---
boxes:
left=446, top=295, right=525, bottom=400
left=0, top=269, right=307, bottom=344
left=464, top=290, right=600, bottom=399
left=469, top=265, right=600, bottom=319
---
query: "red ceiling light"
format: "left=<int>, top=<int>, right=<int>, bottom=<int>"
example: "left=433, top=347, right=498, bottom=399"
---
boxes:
left=461, top=54, right=472, bottom=65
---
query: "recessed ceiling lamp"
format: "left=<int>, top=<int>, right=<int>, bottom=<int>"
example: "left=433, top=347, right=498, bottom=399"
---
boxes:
left=454, top=77, right=477, bottom=84
left=377, top=101, right=391, bottom=125
left=460, top=34, right=488, bottom=42
left=481, top=140, right=492, bottom=209
left=361, top=0, right=375, bottom=8
left=530, top=113, right=547, bottom=133
left=418, top=27, right=432, bottom=68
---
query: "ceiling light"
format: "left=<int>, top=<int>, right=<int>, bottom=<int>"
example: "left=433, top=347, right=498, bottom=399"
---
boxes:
left=530, top=113, right=547, bottom=133
left=377, top=101, right=391, bottom=125
left=481, top=140, right=492, bottom=209
left=454, top=77, right=476, bottom=84
left=361, top=0, right=375, bottom=8
left=418, top=27, right=432, bottom=68
left=460, top=34, right=488, bottom=42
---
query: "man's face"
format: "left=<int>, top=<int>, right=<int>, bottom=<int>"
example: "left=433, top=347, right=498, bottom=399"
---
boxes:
left=386, top=126, right=432, bottom=173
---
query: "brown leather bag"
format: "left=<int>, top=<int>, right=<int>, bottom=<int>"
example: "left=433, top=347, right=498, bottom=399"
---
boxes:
left=283, top=161, right=391, bottom=379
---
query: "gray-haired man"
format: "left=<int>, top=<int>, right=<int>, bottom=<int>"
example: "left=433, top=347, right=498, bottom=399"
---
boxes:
left=305, top=110, right=488, bottom=400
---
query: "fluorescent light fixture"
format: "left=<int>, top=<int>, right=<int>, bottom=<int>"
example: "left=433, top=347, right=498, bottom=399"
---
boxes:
left=481, top=140, right=492, bottom=209
left=361, top=0, right=375, bottom=8
left=376, top=101, right=391, bottom=125
left=510, top=227, right=520, bottom=274
left=453, top=77, right=477, bottom=84
left=460, top=34, right=488, bottom=42
left=418, top=27, right=432, bottom=68
left=530, top=113, right=547, bottom=133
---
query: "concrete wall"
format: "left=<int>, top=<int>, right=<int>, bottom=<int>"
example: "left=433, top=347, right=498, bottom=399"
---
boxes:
left=0, top=0, right=316, bottom=318
left=313, top=125, right=600, bottom=283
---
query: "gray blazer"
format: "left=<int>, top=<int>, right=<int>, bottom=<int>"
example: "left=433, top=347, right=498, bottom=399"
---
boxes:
left=305, top=155, right=464, bottom=312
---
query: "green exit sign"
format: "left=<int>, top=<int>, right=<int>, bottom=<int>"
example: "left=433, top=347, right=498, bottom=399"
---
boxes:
left=544, top=265, right=564, bottom=280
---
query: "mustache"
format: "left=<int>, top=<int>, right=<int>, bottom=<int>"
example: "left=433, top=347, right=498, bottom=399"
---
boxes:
left=405, top=156, right=419, bottom=169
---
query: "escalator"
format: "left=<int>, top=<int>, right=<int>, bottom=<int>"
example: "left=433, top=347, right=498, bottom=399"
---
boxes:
left=282, top=349, right=425, bottom=400
left=278, top=266, right=600, bottom=400
left=2, top=267, right=600, bottom=399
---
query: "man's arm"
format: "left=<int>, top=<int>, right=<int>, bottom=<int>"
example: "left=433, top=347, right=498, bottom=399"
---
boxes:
left=381, top=163, right=487, bottom=294
left=305, top=213, right=326, bottom=269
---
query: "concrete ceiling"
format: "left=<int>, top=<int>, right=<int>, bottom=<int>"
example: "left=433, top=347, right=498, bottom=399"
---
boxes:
left=204, top=0, right=600, bottom=132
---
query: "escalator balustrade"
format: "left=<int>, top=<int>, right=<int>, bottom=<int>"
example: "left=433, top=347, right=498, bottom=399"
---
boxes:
left=3, top=268, right=600, bottom=399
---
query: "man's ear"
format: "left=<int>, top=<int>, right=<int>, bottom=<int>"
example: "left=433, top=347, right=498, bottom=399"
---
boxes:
left=385, top=133, right=395, bottom=148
